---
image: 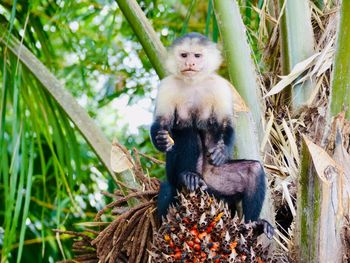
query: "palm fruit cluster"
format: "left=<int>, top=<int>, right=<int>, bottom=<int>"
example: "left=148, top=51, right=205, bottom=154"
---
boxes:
left=151, top=190, right=272, bottom=263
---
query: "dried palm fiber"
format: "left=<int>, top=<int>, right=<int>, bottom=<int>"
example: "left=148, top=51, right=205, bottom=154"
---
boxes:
left=55, top=145, right=160, bottom=263
left=255, top=3, right=341, bottom=260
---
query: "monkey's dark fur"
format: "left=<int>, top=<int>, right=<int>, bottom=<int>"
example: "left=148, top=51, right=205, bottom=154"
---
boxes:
left=150, top=33, right=270, bottom=236
left=151, top=119, right=266, bottom=223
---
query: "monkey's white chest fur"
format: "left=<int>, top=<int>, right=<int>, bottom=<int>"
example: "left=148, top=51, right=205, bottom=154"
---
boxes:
left=154, top=75, right=234, bottom=126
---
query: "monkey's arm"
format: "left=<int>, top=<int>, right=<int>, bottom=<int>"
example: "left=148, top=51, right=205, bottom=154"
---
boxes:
left=208, top=122, right=234, bottom=166
left=166, top=128, right=205, bottom=191
left=150, top=120, right=174, bottom=152
left=150, top=116, right=204, bottom=191
left=205, top=76, right=236, bottom=166
left=223, top=123, right=235, bottom=155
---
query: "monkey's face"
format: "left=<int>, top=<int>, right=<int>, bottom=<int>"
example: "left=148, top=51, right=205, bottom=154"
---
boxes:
left=166, top=36, right=222, bottom=81
left=177, top=50, right=205, bottom=77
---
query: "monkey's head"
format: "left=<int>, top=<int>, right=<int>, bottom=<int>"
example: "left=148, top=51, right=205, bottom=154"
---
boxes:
left=165, top=33, right=222, bottom=81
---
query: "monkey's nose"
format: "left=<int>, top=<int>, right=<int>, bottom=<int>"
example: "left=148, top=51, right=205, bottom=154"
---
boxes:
left=186, top=59, right=196, bottom=67
left=185, top=62, right=195, bottom=67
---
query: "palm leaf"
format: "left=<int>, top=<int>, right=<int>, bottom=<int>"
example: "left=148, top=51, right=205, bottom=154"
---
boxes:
left=0, top=21, right=138, bottom=260
left=0, top=24, right=114, bottom=176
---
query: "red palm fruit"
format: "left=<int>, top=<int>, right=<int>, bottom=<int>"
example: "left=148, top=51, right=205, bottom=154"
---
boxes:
left=174, top=251, right=182, bottom=260
left=186, top=240, right=194, bottom=247
left=193, top=244, right=201, bottom=251
left=151, top=190, right=272, bottom=262
left=198, top=232, right=207, bottom=240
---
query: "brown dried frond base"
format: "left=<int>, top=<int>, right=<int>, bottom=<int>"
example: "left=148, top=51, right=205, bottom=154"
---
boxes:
left=55, top=145, right=161, bottom=263
left=55, top=184, right=160, bottom=263
left=92, top=189, right=159, bottom=263
left=55, top=190, right=159, bottom=262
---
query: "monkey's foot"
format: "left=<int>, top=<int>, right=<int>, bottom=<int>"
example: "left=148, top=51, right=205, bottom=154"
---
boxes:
left=180, top=171, right=207, bottom=192
left=252, top=219, right=274, bottom=239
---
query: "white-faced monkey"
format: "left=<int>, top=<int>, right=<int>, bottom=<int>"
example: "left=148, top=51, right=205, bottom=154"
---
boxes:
left=150, top=33, right=273, bottom=238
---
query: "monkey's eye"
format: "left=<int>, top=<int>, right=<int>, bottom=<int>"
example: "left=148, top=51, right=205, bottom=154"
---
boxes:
left=194, top=53, right=202, bottom=58
left=180, top=53, right=188, bottom=58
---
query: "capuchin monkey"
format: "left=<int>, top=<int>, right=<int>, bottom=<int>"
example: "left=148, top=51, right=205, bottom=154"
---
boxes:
left=150, top=33, right=273, bottom=238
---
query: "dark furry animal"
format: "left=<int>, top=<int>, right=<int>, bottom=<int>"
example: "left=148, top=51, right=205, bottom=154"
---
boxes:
left=150, top=33, right=273, bottom=238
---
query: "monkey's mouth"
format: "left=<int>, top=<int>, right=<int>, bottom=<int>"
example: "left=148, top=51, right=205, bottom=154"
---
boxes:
left=181, top=69, right=198, bottom=73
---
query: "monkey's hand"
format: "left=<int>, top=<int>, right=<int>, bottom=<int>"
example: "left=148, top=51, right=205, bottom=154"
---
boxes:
left=208, top=139, right=227, bottom=166
left=155, top=130, right=174, bottom=152
left=179, top=171, right=207, bottom=192
left=252, top=219, right=275, bottom=240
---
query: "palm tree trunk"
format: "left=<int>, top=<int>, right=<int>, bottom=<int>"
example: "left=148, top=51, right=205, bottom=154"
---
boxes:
left=213, top=0, right=274, bottom=225
left=213, top=0, right=265, bottom=144
left=296, top=139, right=321, bottom=263
left=278, top=0, right=315, bottom=111
left=330, top=0, right=350, bottom=118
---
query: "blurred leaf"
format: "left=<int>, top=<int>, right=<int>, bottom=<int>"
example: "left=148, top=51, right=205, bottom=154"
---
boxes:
left=180, top=0, right=197, bottom=35
left=0, top=23, right=114, bottom=175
